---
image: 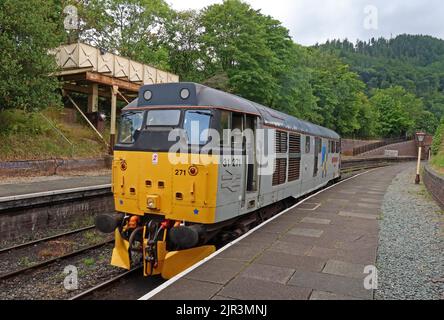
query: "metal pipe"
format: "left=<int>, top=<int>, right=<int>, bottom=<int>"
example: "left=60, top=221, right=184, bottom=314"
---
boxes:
left=67, top=94, right=109, bottom=147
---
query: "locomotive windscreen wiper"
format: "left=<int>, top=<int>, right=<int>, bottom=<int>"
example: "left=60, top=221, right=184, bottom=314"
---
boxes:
left=188, top=111, right=213, bottom=117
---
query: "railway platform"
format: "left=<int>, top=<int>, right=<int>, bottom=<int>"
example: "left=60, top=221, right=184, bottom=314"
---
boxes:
left=0, top=175, right=111, bottom=200
left=141, top=164, right=410, bottom=300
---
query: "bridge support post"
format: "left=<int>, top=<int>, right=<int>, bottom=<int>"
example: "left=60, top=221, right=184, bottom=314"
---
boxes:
left=87, top=84, right=99, bottom=113
left=110, top=85, right=118, bottom=155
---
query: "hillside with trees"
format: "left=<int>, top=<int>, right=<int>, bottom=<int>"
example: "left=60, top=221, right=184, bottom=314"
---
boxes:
left=317, top=35, right=444, bottom=134
left=1, top=0, right=443, bottom=161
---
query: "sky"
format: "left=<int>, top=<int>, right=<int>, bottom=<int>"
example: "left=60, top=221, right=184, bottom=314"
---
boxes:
left=166, top=0, right=444, bottom=46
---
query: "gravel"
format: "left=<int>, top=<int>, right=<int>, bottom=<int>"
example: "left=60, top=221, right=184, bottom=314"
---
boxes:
left=376, top=164, right=444, bottom=300
left=0, top=244, right=124, bottom=300
left=0, top=229, right=112, bottom=277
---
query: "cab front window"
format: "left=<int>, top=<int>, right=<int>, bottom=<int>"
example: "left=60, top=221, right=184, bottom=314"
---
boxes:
left=184, top=110, right=212, bottom=145
left=118, top=111, right=144, bottom=144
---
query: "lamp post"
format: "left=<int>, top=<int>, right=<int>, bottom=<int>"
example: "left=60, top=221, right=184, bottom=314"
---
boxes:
left=415, top=132, right=426, bottom=184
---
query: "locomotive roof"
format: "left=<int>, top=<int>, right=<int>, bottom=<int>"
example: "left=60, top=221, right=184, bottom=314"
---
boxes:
left=124, top=82, right=340, bottom=140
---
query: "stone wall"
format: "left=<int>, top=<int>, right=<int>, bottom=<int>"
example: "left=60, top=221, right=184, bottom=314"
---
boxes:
left=341, top=139, right=382, bottom=156
left=423, top=164, right=444, bottom=209
left=0, top=194, right=114, bottom=241
left=360, top=140, right=417, bottom=157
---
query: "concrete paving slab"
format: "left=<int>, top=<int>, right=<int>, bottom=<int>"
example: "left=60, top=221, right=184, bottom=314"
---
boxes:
left=288, top=227, right=324, bottom=238
left=322, top=260, right=366, bottom=279
left=357, top=203, right=381, bottom=209
left=151, top=278, right=222, bottom=300
left=338, top=211, right=379, bottom=220
left=217, top=244, right=266, bottom=262
left=240, top=263, right=295, bottom=284
left=268, top=241, right=313, bottom=256
left=301, top=217, right=331, bottom=225
left=219, top=277, right=312, bottom=300
left=185, top=258, right=247, bottom=285
left=288, top=271, right=372, bottom=299
left=310, top=290, right=361, bottom=300
left=256, top=252, right=326, bottom=272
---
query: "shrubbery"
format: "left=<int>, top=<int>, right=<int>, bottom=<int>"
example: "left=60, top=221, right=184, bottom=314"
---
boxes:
left=431, top=118, right=444, bottom=156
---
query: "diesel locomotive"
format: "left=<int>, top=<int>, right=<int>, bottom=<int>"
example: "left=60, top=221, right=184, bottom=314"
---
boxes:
left=95, top=82, right=341, bottom=279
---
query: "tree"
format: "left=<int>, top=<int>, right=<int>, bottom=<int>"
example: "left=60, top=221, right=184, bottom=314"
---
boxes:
left=199, top=0, right=278, bottom=103
left=163, top=10, right=204, bottom=82
left=79, top=0, right=172, bottom=69
left=0, top=0, right=63, bottom=111
left=308, top=50, right=369, bottom=136
left=370, top=87, right=418, bottom=137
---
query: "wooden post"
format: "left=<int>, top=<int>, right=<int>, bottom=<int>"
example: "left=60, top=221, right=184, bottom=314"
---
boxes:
left=110, top=85, right=118, bottom=154
left=87, top=84, right=99, bottom=113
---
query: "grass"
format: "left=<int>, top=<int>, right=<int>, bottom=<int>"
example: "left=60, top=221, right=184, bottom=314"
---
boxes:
left=0, top=107, right=109, bottom=161
left=82, top=258, right=96, bottom=267
left=431, top=119, right=444, bottom=174
left=430, top=151, right=444, bottom=174
left=18, top=256, right=33, bottom=268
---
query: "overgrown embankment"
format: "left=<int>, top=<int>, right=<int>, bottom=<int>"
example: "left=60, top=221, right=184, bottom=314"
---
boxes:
left=431, top=118, right=444, bottom=173
left=0, top=107, right=108, bottom=161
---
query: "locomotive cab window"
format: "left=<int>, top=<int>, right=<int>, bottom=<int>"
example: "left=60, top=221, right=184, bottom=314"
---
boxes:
left=118, top=111, right=144, bottom=144
left=146, top=110, right=181, bottom=127
left=184, top=110, right=212, bottom=145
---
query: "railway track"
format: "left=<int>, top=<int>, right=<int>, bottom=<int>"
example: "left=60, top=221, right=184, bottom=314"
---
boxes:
left=68, top=267, right=143, bottom=300
left=0, top=225, right=96, bottom=254
left=0, top=224, right=113, bottom=282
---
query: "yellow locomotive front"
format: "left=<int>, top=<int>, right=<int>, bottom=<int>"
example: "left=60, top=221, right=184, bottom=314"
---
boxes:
left=96, top=84, right=225, bottom=279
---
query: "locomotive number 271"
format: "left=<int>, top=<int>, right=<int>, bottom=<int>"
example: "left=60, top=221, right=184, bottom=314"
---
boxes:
left=175, top=169, right=187, bottom=176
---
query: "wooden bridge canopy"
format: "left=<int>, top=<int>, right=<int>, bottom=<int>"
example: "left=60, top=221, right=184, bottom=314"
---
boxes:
left=52, top=42, right=179, bottom=151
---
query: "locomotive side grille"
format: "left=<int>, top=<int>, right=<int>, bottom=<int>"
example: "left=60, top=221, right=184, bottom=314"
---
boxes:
left=275, top=131, right=288, bottom=153
left=289, top=134, right=301, bottom=153
left=288, top=158, right=301, bottom=181
left=273, top=158, right=287, bottom=186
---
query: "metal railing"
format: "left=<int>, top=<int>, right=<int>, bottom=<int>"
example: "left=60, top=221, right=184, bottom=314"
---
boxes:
left=352, top=137, right=409, bottom=156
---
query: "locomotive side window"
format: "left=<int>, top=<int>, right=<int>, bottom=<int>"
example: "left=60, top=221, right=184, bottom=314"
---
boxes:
left=305, top=136, right=311, bottom=153
left=313, top=137, right=321, bottom=177
left=184, top=110, right=212, bottom=145
left=219, top=111, right=231, bottom=146
left=118, top=111, right=144, bottom=144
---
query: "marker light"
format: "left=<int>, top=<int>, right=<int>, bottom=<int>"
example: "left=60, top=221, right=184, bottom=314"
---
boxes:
left=180, top=88, right=190, bottom=100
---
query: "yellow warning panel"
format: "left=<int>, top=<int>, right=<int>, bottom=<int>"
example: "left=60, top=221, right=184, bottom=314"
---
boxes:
left=161, top=245, right=216, bottom=279
left=111, top=229, right=130, bottom=270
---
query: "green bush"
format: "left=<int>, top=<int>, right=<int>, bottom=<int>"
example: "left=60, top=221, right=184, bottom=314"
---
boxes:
left=0, top=109, right=51, bottom=135
left=431, top=118, right=444, bottom=156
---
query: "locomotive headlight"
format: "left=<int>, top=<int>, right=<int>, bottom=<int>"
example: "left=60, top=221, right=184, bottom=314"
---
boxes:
left=180, top=88, right=190, bottom=100
left=144, top=90, right=152, bottom=101
left=146, top=195, right=159, bottom=210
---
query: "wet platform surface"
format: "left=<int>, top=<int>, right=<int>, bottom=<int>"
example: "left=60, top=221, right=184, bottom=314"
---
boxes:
left=148, top=164, right=409, bottom=300
left=0, top=175, right=111, bottom=199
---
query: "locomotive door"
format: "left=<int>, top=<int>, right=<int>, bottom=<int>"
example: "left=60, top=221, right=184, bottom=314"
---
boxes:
left=240, top=115, right=259, bottom=210
left=313, top=137, right=321, bottom=177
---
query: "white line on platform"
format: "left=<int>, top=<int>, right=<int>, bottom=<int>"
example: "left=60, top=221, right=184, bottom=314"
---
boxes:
left=138, top=168, right=381, bottom=300
left=0, top=184, right=112, bottom=203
